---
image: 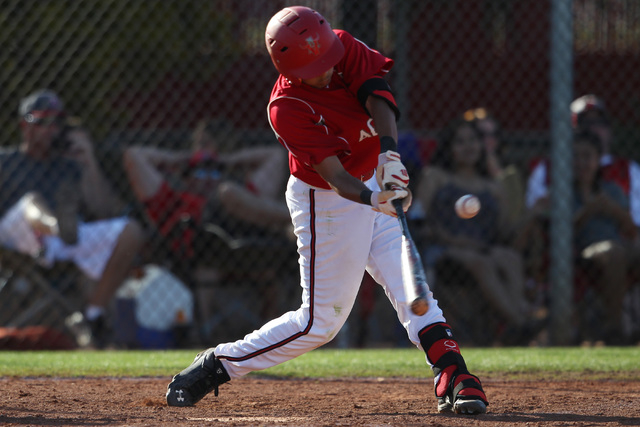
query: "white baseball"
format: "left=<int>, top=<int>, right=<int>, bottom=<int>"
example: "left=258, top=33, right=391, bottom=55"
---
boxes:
left=455, top=194, right=480, bottom=219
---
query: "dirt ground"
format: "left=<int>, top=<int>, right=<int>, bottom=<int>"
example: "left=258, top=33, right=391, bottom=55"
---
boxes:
left=1, top=376, right=639, bottom=426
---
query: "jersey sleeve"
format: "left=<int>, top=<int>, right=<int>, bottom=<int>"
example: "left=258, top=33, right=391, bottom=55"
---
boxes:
left=269, top=97, right=351, bottom=167
left=333, top=30, right=398, bottom=116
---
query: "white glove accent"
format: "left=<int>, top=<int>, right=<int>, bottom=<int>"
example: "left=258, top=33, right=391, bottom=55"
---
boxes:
left=376, top=151, right=410, bottom=190
left=371, top=187, right=412, bottom=217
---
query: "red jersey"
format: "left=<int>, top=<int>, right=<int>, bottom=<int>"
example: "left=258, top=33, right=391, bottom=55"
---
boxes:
left=267, top=30, right=395, bottom=189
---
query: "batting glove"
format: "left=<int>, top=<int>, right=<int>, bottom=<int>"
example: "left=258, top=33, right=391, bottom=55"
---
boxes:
left=371, top=186, right=412, bottom=217
left=376, top=151, right=410, bottom=190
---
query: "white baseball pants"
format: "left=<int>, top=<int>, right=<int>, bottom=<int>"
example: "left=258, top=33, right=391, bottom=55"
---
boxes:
left=215, top=175, right=446, bottom=378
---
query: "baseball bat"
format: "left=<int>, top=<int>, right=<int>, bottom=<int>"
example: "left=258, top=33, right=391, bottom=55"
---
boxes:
left=393, top=198, right=429, bottom=315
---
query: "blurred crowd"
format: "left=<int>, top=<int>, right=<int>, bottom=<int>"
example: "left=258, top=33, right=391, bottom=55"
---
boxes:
left=0, top=89, right=295, bottom=349
left=398, top=96, right=640, bottom=347
left=1, top=88, right=639, bottom=350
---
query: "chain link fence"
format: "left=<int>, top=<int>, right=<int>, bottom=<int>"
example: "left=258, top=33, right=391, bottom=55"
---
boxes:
left=0, top=0, right=639, bottom=350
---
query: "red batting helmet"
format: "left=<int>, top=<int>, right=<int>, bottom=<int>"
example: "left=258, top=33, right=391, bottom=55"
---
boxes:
left=265, top=6, right=345, bottom=83
left=570, top=94, right=608, bottom=128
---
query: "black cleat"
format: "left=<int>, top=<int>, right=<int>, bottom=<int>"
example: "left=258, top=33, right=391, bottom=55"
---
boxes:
left=166, top=348, right=230, bottom=407
left=438, top=395, right=487, bottom=415
left=437, top=371, right=488, bottom=415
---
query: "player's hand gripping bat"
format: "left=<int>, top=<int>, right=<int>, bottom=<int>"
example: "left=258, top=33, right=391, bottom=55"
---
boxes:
left=393, top=198, right=429, bottom=315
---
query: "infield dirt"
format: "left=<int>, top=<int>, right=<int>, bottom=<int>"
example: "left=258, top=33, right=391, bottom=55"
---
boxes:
left=1, top=376, right=639, bottom=426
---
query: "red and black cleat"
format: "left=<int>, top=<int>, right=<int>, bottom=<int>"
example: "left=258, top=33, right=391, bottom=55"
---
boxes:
left=420, top=322, right=489, bottom=415
left=436, top=365, right=488, bottom=415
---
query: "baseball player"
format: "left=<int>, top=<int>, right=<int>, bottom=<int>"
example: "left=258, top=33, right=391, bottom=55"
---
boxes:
left=167, top=6, right=488, bottom=415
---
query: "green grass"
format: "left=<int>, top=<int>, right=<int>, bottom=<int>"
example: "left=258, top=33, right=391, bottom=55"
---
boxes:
left=1, top=347, right=639, bottom=380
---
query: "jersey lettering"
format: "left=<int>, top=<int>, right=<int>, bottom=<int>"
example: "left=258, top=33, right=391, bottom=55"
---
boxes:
left=359, top=118, right=378, bottom=141
left=359, top=129, right=372, bottom=140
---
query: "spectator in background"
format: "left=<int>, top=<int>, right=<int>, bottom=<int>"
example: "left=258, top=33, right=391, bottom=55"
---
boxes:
left=527, top=94, right=640, bottom=228
left=572, top=129, right=636, bottom=343
left=462, top=107, right=504, bottom=179
left=414, top=116, right=540, bottom=344
left=524, top=94, right=640, bottom=340
left=463, top=107, right=525, bottom=224
left=517, top=130, right=636, bottom=344
left=123, top=118, right=291, bottom=254
left=123, top=119, right=292, bottom=337
left=0, top=89, right=146, bottom=347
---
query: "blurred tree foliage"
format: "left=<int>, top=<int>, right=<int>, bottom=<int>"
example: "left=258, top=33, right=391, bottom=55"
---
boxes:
left=0, top=0, right=240, bottom=144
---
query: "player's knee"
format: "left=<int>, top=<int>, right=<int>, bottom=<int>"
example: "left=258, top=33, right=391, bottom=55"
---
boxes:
left=308, top=320, right=349, bottom=345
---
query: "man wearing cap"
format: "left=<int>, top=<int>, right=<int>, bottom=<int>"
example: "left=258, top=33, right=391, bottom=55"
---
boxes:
left=526, top=94, right=640, bottom=227
left=523, top=95, right=640, bottom=344
left=0, top=89, right=146, bottom=347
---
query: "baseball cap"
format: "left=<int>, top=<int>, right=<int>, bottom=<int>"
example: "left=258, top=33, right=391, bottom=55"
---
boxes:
left=19, top=89, right=66, bottom=125
left=570, top=94, right=608, bottom=128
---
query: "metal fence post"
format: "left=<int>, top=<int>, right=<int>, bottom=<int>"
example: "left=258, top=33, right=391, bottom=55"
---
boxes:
left=549, top=0, right=574, bottom=345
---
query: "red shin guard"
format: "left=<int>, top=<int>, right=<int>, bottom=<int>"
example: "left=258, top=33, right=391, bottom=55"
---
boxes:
left=419, top=323, right=488, bottom=406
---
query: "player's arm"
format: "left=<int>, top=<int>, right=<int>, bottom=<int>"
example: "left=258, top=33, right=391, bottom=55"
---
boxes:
left=313, top=156, right=368, bottom=204
left=65, top=128, right=125, bottom=218
left=368, top=96, right=409, bottom=190
left=360, top=76, right=399, bottom=150
left=340, top=29, right=399, bottom=148
left=313, top=155, right=410, bottom=216
left=366, top=96, right=397, bottom=144
left=362, top=85, right=409, bottom=190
